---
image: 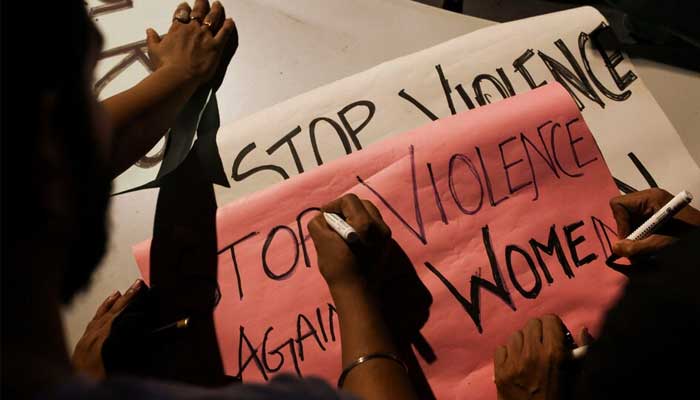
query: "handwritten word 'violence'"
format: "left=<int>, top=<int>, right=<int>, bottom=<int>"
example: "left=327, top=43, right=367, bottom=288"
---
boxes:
left=229, top=28, right=635, bottom=185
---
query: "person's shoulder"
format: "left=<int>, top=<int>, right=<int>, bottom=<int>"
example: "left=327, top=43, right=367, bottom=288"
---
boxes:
left=46, top=374, right=356, bottom=400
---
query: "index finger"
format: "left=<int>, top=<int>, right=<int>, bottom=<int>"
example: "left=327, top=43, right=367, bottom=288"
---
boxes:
left=93, top=291, right=121, bottom=319
left=308, top=213, right=337, bottom=243
left=322, top=194, right=370, bottom=224
left=108, top=279, right=143, bottom=316
left=494, top=345, right=507, bottom=367
left=361, top=199, right=391, bottom=239
left=609, top=196, right=633, bottom=239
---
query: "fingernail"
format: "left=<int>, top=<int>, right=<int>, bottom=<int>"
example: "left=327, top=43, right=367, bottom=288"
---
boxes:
left=111, top=290, right=121, bottom=298
left=129, top=279, right=142, bottom=292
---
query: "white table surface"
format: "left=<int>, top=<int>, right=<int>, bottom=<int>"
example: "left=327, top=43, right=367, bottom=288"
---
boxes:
left=64, top=0, right=699, bottom=352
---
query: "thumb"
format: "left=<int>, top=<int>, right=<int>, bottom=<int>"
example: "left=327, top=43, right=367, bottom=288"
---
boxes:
left=578, top=327, right=595, bottom=346
left=612, top=239, right=642, bottom=258
left=146, top=28, right=161, bottom=46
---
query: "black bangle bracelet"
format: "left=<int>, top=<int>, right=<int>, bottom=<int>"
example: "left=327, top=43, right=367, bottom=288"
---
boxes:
left=337, top=352, right=408, bottom=388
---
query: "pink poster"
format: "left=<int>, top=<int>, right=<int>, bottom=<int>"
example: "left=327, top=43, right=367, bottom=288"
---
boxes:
left=134, top=83, right=624, bottom=399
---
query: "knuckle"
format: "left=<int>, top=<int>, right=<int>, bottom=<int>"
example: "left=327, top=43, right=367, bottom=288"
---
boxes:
left=510, top=330, right=522, bottom=341
left=355, top=218, right=373, bottom=235
left=344, top=193, right=360, bottom=203
left=609, top=195, right=623, bottom=207
left=541, top=313, right=560, bottom=324
left=307, top=216, right=321, bottom=232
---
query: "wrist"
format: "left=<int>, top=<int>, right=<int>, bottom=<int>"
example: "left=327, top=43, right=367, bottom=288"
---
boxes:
left=328, top=278, right=372, bottom=304
left=154, top=64, right=203, bottom=93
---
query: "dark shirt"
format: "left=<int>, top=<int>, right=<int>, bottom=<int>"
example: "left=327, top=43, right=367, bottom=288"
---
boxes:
left=48, top=375, right=356, bottom=400
left=574, top=228, right=700, bottom=399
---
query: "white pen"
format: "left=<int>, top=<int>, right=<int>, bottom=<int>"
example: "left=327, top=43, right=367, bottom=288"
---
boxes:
left=323, top=212, right=360, bottom=244
left=626, top=190, right=693, bottom=241
left=572, top=345, right=587, bottom=359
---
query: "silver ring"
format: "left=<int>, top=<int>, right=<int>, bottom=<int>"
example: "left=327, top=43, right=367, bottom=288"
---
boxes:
left=173, top=9, right=190, bottom=23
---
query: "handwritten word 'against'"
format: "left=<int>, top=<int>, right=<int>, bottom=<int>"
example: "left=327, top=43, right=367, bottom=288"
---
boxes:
left=233, top=304, right=338, bottom=381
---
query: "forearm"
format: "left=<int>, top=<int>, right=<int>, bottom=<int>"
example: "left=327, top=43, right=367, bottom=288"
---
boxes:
left=331, top=281, right=418, bottom=400
left=102, top=65, right=200, bottom=178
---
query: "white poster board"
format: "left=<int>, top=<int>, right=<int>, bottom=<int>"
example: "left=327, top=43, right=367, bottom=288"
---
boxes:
left=205, top=6, right=699, bottom=209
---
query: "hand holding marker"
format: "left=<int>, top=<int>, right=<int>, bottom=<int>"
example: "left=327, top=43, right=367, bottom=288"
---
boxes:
left=323, top=212, right=360, bottom=244
left=324, top=192, right=693, bottom=360
left=625, top=190, right=693, bottom=241
left=576, top=191, right=693, bottom=358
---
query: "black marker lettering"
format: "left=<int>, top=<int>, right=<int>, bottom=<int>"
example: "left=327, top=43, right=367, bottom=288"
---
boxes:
left=476, top=146, right=509, bottom=206
left=513, top=49, right=547, bottom=89
left=296, top=313, right=326, bottom=361
left=499, top=136, right=533, bottom=194
left=520, top=123, right=560, bottom=201
left=261, top=226, right=300, bottom=280
left=266, top=126, right=305, bottom=174
left=529, top=225, right=573, bottom=281
left=591, top=23, right=637, bottom=91
left=232, top=142, right=289, bottom=181
left=579, top=32, right=631, bottom=102
left=427, top=163, right=449, bottom=224
left=358, top=145, right=427, bottom=245
left=328, top=303, right=338, bottom=342
left=538, top=39, right=605, bottom=110
left=448, top=154, right=484, bottom=215
left=337, top=100, right=376, bottom=150
left=566, top=118, right=598, bottom=168
left=270, top=339, right=302, bottom=377
left=564, top=221, right=598, bottom=267
left=296, top=207, right=321, bottom=268
left=591, top=215, right=618, bottom=259
left=235, top=326, right=268, bottom=381
left=316, top=307, right=329, bottom=343
left=505, top=244, right=541, bottom=299
left=473, top=73, right=512, bottom=106
left=436, top=64, right=457, bottom=115
left=218, top=231, right=259, bottom=300
left=261, top=327, right=283, bottom=373
left=398, top=89, right=439, bottom=121
left=550, top=123, right=583, bottom=178
left=497, top=68, right=517, bottom=96
left=455, top=84, right=477, bottom=110
left=424, top=225, right=514, bottom=333
left=309, top=117, right=353, bottom=166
